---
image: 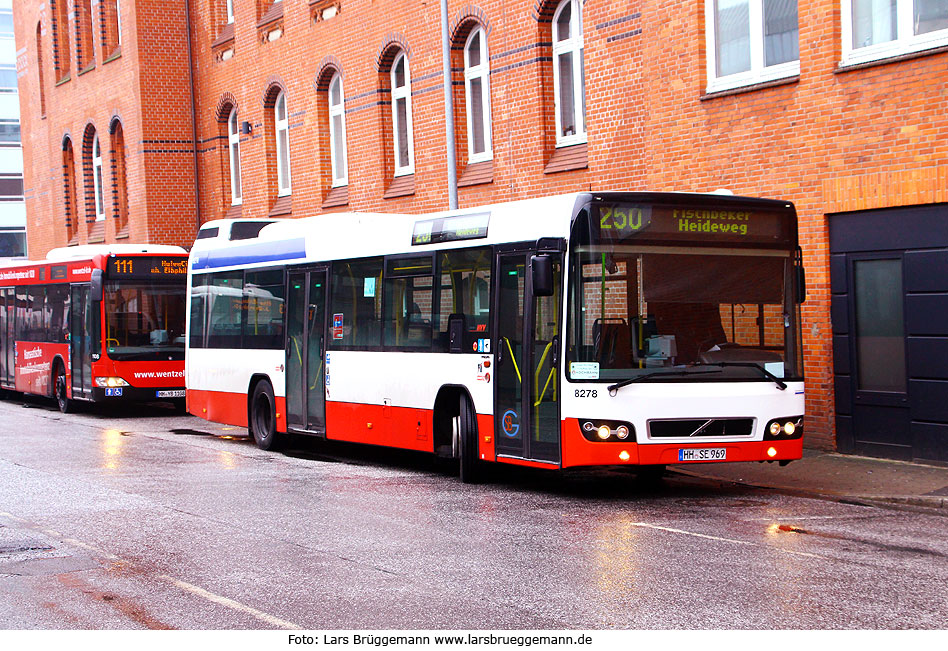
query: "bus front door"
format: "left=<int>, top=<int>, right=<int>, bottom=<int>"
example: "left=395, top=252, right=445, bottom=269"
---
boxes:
left=70, top=285, right=94, bottom=399
left=494, top=251, right=562, bottom=465
left=286, top=269, right=327, bottom=434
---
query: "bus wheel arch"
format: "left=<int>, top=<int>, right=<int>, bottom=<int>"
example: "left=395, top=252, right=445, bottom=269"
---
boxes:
left=248, top=374, right=282, bottom=451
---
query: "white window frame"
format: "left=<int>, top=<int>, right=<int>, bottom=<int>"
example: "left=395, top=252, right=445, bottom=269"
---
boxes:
left=390, top=51, right=415, bottom=177
left=464, top=26, right=493, bottom=163
left=841, top=0, right=948, bottom=66
left=226, top=0, right=234, bottom=24
left=704, top=0, right=800, bottom=94
left=552, top=0, right=586, bottom=147
left=328, top=73, right=348, bottom=187
left=92, top=134, right=105, bottom=222
left=275, top=90, right=292, bottom=196
left=228, top=107, right=242, bottom=205
left=116, top=0, right=122, bottom=45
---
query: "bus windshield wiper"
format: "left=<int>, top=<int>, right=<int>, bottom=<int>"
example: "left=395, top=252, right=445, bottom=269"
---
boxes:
left=696, top=362, right=787, bottom=391
left=607, top=369, right=722, bottom=395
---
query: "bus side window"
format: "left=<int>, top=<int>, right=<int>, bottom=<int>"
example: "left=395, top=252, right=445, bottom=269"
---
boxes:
left=243, top=269, right=284, bottom=350
left=46, top=285, right=70, bottom=343
left=190, top=275, right=207, bottom=349
left=383, top=256, right=433, bottom=350
left=206, top=271, right=243, bottom=349
left=330, top=257, right=383, bottom=349
left=434, top=247, right=491, bottom=353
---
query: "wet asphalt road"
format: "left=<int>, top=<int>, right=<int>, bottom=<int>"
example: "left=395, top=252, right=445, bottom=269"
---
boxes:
left=0, top=394, right=945, bottom=630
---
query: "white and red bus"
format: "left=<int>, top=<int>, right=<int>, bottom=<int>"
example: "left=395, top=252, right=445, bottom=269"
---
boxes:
left=0, top=245, right=189, bottom=412
left=186, top=192, right=806, bottom=481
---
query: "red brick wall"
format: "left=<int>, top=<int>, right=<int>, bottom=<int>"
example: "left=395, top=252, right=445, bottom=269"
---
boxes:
left=15, top=0, right=948, bottom=450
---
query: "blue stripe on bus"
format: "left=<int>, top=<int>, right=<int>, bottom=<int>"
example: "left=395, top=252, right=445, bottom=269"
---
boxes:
left=192, top=238, right=306, bottom=270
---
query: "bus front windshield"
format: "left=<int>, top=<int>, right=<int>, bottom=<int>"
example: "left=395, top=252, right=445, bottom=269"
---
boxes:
left=104, top=282, right=186, bottom=360
left=567, top=204, right=802, bottom=383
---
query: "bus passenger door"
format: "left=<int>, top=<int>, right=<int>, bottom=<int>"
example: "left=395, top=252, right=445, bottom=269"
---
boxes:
left=70, top=285, right=94, bottom=399
left=494, top=251, right=562, bottom=465
left=286, top=269, right=327, bottom=434
left=1, top=288, right=12, bottom=387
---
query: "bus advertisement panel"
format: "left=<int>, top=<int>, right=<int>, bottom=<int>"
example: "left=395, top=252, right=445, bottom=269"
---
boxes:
left=186, top=193, right=805, bottom=483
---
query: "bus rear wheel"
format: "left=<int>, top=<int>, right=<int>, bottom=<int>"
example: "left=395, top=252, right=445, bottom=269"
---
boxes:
left=53, top=362, right=74, bottom=414
left=250, top=380, right=282, bottom=451
left=458, top=393, right=480, bottom=484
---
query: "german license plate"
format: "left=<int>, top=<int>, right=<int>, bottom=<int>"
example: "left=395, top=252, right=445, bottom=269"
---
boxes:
left=678, top=448, right=726, bottom=461
left=157, top=390, right=186, bottom=398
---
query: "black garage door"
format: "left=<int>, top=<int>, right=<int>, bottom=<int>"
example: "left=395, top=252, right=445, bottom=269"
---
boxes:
left=830, top=204, right=948, bottom=463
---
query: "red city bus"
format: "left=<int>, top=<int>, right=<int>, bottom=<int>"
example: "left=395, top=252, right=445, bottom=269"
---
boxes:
left=0, top=245, right=189, bottom=412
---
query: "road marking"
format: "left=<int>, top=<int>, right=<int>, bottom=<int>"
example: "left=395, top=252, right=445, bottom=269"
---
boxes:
left=629, top=522, right=827, bottom=559
left=159, top=575, right=301, bottom=629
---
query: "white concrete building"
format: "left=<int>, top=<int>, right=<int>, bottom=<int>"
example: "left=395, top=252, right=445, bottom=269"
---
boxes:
left=0, top=0, right=25, bottom=257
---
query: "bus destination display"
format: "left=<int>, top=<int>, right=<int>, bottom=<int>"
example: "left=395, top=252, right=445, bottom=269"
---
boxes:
left=594, top=203, right=791, bottom=246
left=107, top=256, right=188, bottom=279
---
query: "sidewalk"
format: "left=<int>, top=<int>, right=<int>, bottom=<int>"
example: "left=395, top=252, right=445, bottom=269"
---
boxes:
left=669, top=449, right=948, bottom=511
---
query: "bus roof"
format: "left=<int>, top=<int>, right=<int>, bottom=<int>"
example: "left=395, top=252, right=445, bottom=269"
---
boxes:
left=46, top=244, right=188, bottom=261
left=189, top=191, right=796, bottom=272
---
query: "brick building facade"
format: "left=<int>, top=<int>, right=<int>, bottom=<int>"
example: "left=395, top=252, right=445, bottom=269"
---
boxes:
left=13, top=0, right=948, bottom=461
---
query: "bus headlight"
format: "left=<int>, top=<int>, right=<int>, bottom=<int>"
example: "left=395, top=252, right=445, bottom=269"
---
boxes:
left=579, top=420, right=636, bottom=442
left=765, top=417, right=803, bottom=440
left=95, top=377, right=130, bottom=388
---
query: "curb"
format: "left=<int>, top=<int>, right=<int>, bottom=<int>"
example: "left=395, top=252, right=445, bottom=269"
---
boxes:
left=667, top=468, right=948, bottom=515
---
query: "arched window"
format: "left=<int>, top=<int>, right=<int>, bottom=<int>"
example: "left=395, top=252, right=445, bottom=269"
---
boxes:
left=552, top=0, right=586, bottom=146
left=52, top=0, right=70, bottom=80
left=35, top=23, right=46, bottom=117
left=464, top=26, right=492, bottom=162
left=77, top=0, right=95, bottom=69
left=93, top=134, right=105, bottom=221
left=328, top=73, right=347, bottom=187
left=390, top=51, right=414, bottom=176
left=110, top=120, right=128, bottom=232
left=63, top=138, right=77, bottom=241
left=275, top=90, right=291, bottom=195
left=228, top=107, right=242, bottom=204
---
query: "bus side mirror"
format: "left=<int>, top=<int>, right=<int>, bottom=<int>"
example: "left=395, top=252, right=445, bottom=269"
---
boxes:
left=90, top=269, right=104, bottom=302
left=532, top=255, right=554, bottom=297
left=795, top=265, right=806, bottom=303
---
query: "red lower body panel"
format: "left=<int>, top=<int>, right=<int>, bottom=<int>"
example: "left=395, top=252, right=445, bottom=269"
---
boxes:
left=325, top=401, right=433, bottom=452
left=560, top=417, right=803, bottom=469
left=188, top=388, right=287, bottom=433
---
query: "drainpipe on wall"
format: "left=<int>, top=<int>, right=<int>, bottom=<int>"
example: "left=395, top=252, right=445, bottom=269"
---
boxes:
left=440, top=0, right=458, bottom=211
left=184, top=0, right=202, bottom=236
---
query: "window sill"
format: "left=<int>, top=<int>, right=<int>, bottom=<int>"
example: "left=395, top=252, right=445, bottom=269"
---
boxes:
left=836, top=44, right=948, bottom=74
left=212, top=22, right=235, bottom=49
left=384, top=174, right=415, bottom=199
left=269, top=194, right=292, bottom=216
left=55, top=74, right=71, bottom=87
left=257, top=1, right=285, bottom=29
left=87, top=221, right=105, bottom=243
left=544, top=143, right=587, bottom=175
left=701, top=75, right=799, bottom=101
left=77, top=62, right=96, bottom=77
left=458, top=160, right=493, bottom=187
left=103, top=48, right=122, bottom=65
left=115, top=226, right=129, bottom=240
left=225, top=203, right=243, bottom=219
left=323, top=185, right=349, bottom=208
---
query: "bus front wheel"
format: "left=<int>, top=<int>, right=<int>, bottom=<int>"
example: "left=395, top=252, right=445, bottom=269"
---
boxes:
left=250, top=380, right=282, bottom=451
left=458, top=393, right=480, bottom=484
left=53, top=362, right=74, bottom=414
